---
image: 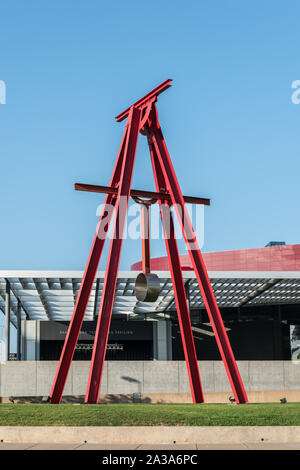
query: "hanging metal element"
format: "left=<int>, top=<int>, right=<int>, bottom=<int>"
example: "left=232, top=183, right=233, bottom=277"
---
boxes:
left=132, top=197, right=160, bottom=302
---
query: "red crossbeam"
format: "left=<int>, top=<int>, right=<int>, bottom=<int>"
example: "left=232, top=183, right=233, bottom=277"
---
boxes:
left=115, top=79, right=172, bottom=122
left=74, top=183, right=210, bottom=206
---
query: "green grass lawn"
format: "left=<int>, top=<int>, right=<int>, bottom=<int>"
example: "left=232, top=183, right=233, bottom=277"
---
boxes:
left=0, top=403, right=300, bottom=426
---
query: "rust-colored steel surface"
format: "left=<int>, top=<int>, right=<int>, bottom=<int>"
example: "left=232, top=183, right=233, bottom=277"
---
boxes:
left=74, top=183, right=211, bottom=206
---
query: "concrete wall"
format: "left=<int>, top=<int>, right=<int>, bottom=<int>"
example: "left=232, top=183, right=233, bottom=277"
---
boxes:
left=0, top=360, right=300, bottom=398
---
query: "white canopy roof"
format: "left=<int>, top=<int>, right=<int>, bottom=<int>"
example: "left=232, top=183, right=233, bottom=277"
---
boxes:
left=1, top=270, right=300, bottom=326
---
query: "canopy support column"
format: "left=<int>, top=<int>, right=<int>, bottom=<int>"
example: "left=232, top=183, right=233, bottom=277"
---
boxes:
left=5, top=281, right=10, bottom=362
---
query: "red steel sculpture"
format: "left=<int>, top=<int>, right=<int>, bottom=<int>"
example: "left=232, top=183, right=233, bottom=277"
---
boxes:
left=49, top=80, right=248, bottom=404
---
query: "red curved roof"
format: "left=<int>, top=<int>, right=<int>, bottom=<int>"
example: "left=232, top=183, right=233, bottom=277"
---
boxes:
left=131, top=244, right=300, bottom=272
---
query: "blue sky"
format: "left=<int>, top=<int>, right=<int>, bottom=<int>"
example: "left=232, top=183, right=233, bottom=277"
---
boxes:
left=0, top=0, right=299, bottom=275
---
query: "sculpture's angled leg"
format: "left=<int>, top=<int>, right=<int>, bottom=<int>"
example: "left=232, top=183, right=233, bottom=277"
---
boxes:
left=149, top=138, right=204, bottom=403
left=150, top=110, right=248, bottom=404
left=85, top=106, right=141, bottom=404
left=49, top=126, right=129, bottom=404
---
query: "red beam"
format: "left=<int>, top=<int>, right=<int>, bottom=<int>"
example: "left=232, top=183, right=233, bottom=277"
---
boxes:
left=115, top=79, right=172, bottom=122
left=141, top=204, right=151, bottom=274
left=149, top=137, right=204, bottom=403
left=49, top=126, right=129, bottom=404
left=150, top=109, right=248, bottom=404
left=74, top=183, right=210, bottom=206
left=85, top=106, right=142, bottom=404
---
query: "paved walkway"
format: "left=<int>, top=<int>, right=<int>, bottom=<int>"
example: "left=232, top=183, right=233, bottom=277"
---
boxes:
left=0, top=442, right=300, bottom=450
